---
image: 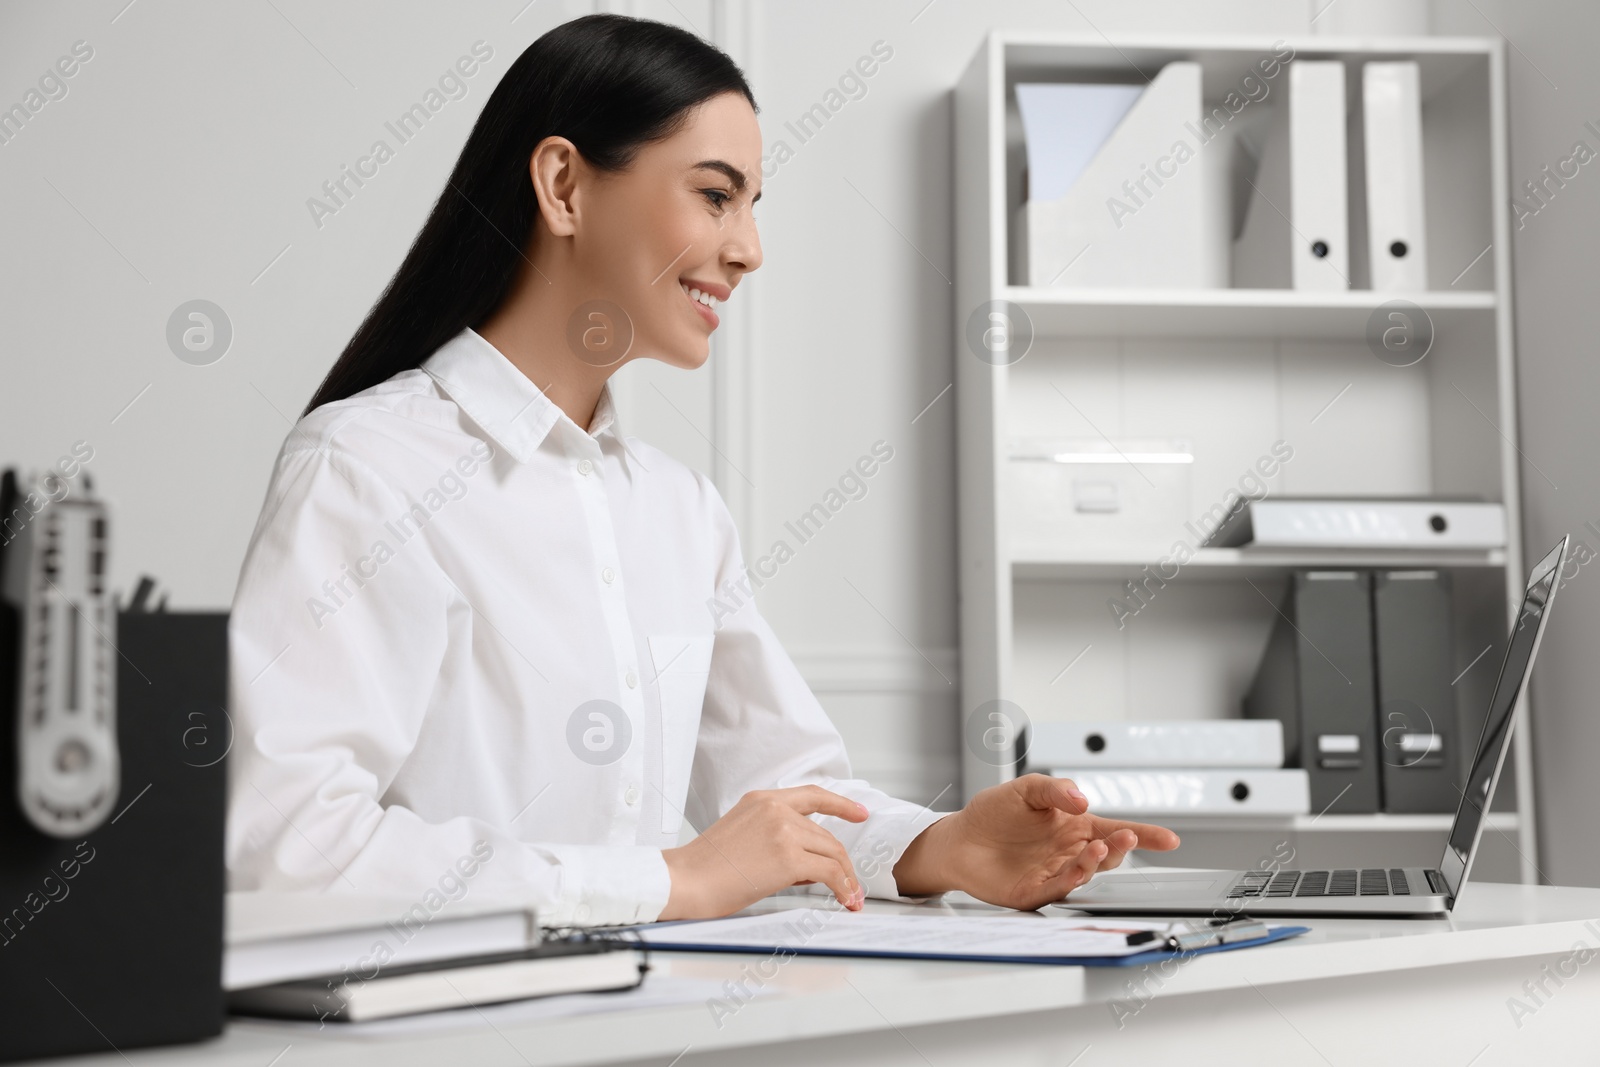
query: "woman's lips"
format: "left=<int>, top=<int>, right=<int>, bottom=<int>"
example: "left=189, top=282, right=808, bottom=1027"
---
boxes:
left=684, top=286, right=719, bottom=329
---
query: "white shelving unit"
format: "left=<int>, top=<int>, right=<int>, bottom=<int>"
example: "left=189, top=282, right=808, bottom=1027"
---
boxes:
left=953, top=32, right=1537, bottom=881
left=1147, top=812, right=1520, bottom=835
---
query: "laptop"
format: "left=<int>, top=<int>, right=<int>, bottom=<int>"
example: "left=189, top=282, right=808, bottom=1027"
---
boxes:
left=1055, top=536, right=1568, bottom=917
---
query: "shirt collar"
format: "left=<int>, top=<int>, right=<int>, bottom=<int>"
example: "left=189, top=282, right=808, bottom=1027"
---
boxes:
left=420, top=327, right=642, bottom=470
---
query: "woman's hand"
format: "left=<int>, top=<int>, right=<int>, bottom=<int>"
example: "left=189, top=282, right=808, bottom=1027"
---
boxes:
left=892, top=773, right=1181, bottom=911
left=659, top=785, right=869, bottom=921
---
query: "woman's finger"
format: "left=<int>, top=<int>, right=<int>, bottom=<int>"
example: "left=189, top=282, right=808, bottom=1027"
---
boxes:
left=1076, top=838, right=1107, bottom=881
left=795, top=853, right=863, bottom=911
left=1087, top=815, right=1181, bottom=851
left=1039, top=839, right=1107, bottom=902
left=796, top=819, right=862, bottom=897
left=778, top=785, right=871, bottom=823
left=1096, top=828, right=1138, bottom=872
left=1015, top=773, right=1090, bottom=816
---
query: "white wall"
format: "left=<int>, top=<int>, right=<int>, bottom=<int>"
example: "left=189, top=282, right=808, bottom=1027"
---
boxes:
left=7, top=1, right=1594, bottom=855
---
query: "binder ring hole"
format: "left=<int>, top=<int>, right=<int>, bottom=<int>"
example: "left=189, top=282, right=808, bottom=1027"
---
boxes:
left=1230, top=781, right=1250, bottom=802
left=1390, top=240, right=1409, bottom=258
left=1311, top=240, right=1329, bottom=258
left=1429, top=514, right=1447, bottom=533
left=1085, top=733, right=1106, bottom=754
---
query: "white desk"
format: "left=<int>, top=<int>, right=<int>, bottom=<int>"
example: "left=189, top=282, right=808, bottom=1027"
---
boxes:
left=33, top=882, right=1600, bottom=1066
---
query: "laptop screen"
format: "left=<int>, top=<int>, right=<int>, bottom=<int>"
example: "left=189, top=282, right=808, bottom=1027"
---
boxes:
left=1439, top=538, right=1566, bottom=898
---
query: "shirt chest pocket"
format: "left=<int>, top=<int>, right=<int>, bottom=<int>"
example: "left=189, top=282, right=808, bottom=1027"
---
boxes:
left=648, top=633, right=715, bottom=834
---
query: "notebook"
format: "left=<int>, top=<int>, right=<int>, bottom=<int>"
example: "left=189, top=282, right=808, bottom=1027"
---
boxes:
left=228, top=939, right=645, bottom=1023
left=225, top=891, right=542, bottom=991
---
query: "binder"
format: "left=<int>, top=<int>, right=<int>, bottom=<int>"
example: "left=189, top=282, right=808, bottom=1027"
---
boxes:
left=1046, top=767, right=1310, bottom=816
left=1026, top=720, right=1284, bottom=769
left=1363, top=62, right=1428, bottom=291
left=1230, top=61, right=1350, bottom=290
left=1018, top=62, right=1226, bottom=289
left=1289, top=61, right=1350, bottom=290
left=1372, top=570, right=1458, bottom=812
left=1244, top=571, right=1381, bottom=814
left=1204, top=498, right=1507, bottom=549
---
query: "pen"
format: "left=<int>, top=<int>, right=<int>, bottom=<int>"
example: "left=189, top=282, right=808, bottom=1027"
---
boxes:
left=1165, top=917, right=1270, bottom=952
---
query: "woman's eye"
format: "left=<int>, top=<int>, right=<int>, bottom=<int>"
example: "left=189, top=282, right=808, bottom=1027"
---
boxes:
left=702, top=189, right=731, bottom=209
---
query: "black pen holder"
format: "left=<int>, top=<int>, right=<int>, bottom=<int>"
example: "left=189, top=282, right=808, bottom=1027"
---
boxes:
left=0, top=607, right=229, bottom=1062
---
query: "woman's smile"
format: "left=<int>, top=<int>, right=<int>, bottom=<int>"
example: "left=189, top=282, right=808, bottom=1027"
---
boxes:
left=679, top=277, right=728, bottom=329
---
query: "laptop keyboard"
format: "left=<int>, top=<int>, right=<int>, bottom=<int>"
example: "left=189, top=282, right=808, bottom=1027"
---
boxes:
left=1226, top=868, right=1412, bottom=898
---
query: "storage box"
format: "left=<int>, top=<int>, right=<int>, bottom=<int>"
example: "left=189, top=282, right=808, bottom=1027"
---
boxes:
left=1006, top=438, right=1193, bottom=557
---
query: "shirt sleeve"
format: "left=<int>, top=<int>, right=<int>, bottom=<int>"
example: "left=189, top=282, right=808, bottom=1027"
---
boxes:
left=685, top=477, right=956, bottom=904
left=226, top=441, right=671, bottom=927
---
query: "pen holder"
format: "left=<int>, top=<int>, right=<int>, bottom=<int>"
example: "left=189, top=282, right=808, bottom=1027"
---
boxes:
left=0, top=605, right=228, bottom=1063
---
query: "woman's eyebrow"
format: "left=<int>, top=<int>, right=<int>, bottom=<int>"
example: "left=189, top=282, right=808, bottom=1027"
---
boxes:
left=692, top=160, right=761, bottom=203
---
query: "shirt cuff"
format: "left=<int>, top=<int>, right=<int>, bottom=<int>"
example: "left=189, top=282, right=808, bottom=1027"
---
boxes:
left=854, top=806, right=960, bottom=904
left=537, top=844, right=673, bottom=927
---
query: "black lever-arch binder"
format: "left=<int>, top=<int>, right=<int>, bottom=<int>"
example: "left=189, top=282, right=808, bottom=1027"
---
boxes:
left=1243, top=570, right=1382, bottom=814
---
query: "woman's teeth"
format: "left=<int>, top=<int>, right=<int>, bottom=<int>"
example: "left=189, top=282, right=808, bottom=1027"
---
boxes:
left=680, top=283, right=720, bottom=308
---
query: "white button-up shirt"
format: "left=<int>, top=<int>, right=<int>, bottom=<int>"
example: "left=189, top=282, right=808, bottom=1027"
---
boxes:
left=226, top=327, right=949, bottom=926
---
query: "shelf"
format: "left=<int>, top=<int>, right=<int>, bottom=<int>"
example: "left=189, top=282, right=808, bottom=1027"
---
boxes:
left=955, top=28, right=1538, bottom=883
left=1126, top=812, right=1519, bottom=834
left=1013, top=546, right=1508, bottom=581
left=999, top=286, right=1496, bottom=341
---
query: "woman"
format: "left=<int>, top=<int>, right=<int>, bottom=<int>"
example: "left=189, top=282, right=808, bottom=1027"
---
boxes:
left=227, top=13, right=1178, bottom=927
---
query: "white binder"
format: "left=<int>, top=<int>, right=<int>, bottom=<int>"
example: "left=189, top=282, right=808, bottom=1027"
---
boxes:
left=1363, top=62, right=1428, bottom=290
left=1018, top=62, right=1226, bottom=289
left=1204, top=499, right=1507, bottom=549
left=1027, top=720, right=1284, bottom=769
left=1289, top=61, right=1349, bottom=290
left=1048, top=768, right=1311, bottom=816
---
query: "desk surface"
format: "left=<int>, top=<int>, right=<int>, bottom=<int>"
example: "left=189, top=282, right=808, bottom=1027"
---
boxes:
left=34, top=881, right=1600, bottom=1067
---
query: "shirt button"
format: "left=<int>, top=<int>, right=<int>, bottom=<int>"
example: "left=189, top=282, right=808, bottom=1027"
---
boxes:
left=624, top=783, right=640, bottom=806
left=577, top=459, right=593, bottom=476
left=601, top=566, right=615, bottom=584
left=625, top=669, right=638, bottom=689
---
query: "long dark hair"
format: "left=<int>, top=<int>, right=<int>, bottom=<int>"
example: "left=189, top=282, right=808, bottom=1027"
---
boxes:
left=302, top=14, right=756, bottom=415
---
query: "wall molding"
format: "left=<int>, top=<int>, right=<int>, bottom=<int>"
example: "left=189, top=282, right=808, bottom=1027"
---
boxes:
left=790, top=645, right=961, bottom=808
left=788, top=645, right=960, bottom=694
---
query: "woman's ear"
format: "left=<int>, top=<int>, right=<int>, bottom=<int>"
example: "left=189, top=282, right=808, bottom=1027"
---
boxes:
left=529, top=136, right=582, bottom=238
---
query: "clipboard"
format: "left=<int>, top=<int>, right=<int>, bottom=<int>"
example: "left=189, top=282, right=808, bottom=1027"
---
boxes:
left=628, top=911, right=1310, bottom=968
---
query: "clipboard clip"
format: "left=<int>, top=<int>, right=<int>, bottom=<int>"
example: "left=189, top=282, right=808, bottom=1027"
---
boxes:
left=1164, top=915, right=1270, bottom=952
left=1122, top=915, right=1270, bottom=951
